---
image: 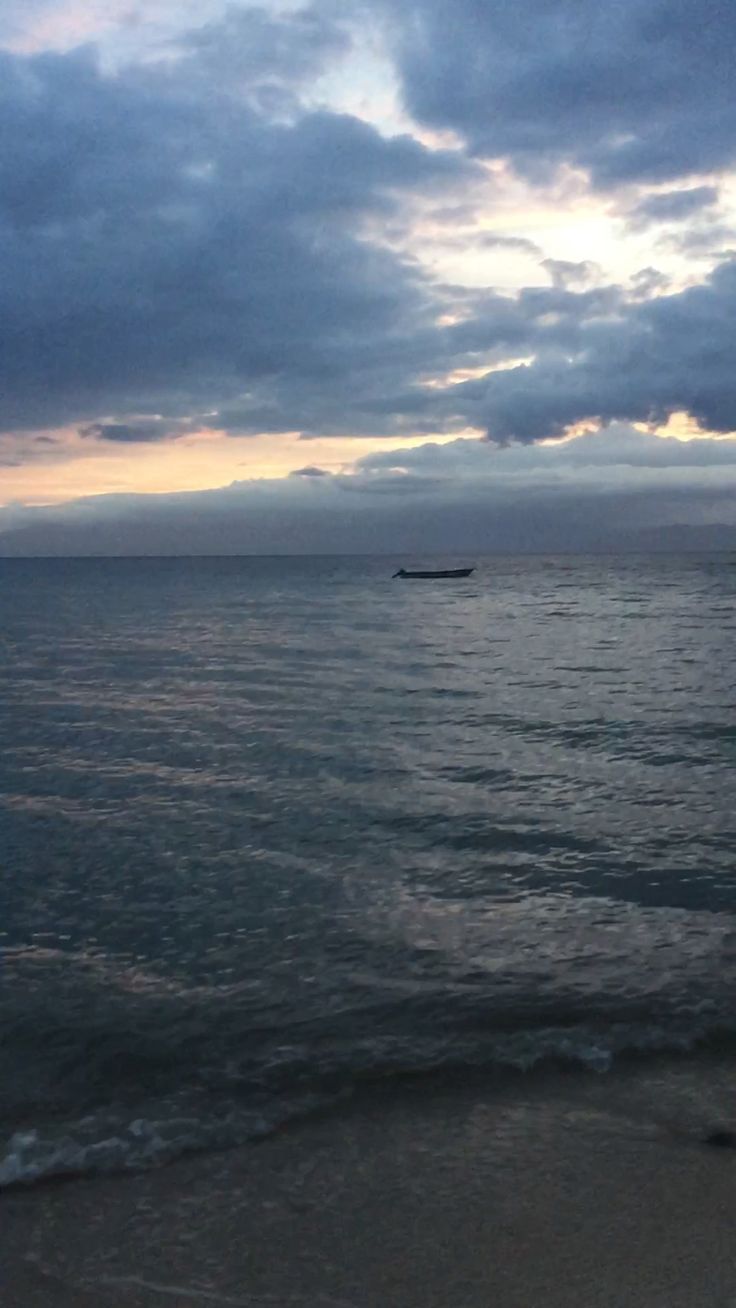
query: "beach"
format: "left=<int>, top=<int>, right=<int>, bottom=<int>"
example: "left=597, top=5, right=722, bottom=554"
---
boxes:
left=5, top=1053, right=736, bottom=1308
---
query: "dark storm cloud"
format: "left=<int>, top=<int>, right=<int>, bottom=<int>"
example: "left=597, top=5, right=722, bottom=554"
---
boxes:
left=626, top=186, right=720, bottom=231
left=0, top=33, right=479, bottom=437
left=380, top=0, right=736, bottom=186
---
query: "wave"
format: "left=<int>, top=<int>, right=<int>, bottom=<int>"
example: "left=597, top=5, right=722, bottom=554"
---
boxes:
left=2, top=1011, right=732, bottom=1190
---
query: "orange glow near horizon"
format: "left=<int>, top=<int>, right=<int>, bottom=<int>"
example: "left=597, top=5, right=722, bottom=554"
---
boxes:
left=3, top=415, right=734, bottom=511
left=0, top=428, right=475, bottom=508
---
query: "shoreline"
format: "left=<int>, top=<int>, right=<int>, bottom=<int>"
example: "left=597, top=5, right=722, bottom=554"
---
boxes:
left=6, top=1017, right=736, bottom=1190
left=4, top=1052, right=736, bottom=1307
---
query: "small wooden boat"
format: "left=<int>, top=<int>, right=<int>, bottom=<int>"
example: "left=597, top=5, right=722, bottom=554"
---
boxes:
left=393, top=567, right=475, bottom=579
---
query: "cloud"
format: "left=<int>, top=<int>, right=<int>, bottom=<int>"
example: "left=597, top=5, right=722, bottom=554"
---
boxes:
left=477, top=233, right=542, bottom=256
left=3, top=0, right=736, bottom=494
left=0, top=32, right=480, bottom=441
left=79, top=419, right=193, bottom=443
left=466, top=256, right=736, bottom=441
left=180, top=4, right=352, bottom=114
left=629, top=267, right=671, bottom=298
left=626, top=186, right=720, bottom=231
left=200, top=254, right=736, bottom=446
left=541, top=259, right=602, bottom=289
left=379, top=0, right=736, bottom=186
left=334, top=470, right=443, bottom=493
left=429, top=203, right=480, bottom=226
left=289, top=464, right=329, bottom=477
left=358, top=426, right=736, bottom=475
left=199, top=280, right=624, bottom=439
left=3, top=426, right=736, bottom=555
left=667, top=222, right=736, bottom=257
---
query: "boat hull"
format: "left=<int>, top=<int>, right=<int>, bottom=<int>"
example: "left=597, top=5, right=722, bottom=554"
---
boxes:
left=393, top=568, right=475, bottom=579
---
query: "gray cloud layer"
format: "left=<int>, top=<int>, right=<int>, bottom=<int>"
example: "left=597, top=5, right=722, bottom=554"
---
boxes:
left=0, top=27, right=478, bottom=439
left=3, top=428, right=736, bottom=554
left=626, top=186, right=720, bottom=231
left=468, top=258, right=736, bottom=441
left=381, top=0, right=736, bottom=186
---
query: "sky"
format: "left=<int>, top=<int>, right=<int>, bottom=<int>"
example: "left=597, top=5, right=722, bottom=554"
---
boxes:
left=2, top=0, right=736, bottom=553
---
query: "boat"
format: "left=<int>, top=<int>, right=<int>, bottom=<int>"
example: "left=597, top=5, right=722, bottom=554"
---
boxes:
left=392, top=567, right=475, bottom=579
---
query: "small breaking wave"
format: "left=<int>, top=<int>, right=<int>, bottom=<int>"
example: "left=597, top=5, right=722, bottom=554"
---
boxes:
left=2, top=1013, right=731, bottom=1189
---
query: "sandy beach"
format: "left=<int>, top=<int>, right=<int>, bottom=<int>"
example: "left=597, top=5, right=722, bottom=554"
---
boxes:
left=4, top=1055, right=736, bottom=1308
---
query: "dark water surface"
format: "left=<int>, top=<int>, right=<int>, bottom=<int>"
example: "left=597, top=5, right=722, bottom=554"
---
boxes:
left=1, top=554, right=736, bottom=1182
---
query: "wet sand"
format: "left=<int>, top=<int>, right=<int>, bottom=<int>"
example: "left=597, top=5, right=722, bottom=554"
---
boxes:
left=4, top=1057, right=736, bottom=1307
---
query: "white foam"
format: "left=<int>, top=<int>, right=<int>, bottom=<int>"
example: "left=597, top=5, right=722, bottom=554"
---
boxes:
left=0, top=1122, right=165, bottom=1186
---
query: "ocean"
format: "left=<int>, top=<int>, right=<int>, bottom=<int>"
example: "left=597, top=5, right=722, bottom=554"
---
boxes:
left=2, top=553, right=736, bottom=1187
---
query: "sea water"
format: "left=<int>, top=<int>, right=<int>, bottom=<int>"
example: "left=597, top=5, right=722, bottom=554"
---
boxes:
left=1, top=554, right=735, bottom=1184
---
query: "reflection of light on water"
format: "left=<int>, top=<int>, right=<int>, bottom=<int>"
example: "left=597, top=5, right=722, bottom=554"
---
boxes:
left=1, top=945, right=261, bottom=1001
left=343, top=876, right=736, bottom=999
